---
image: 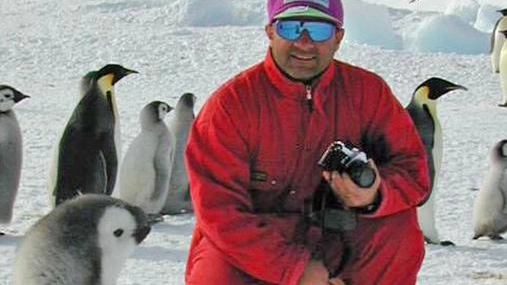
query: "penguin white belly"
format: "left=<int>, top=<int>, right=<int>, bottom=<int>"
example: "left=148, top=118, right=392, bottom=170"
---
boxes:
left=0, top=113, right=22, bottom=223
left=119, top=133, right=163, bottom=214
left=112, top=92, right=122, bottom=197
left=499, top=42, right=507, bottom=105
left=417, top=119, right=443, bottom=243
left=432, top=123, right=443, bottom=175
left=492, top=32, right=505, bottom=73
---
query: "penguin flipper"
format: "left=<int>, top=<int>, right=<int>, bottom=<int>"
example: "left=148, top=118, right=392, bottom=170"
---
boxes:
left=54, top=126, right=87, bottom=203
left=408, top=103, right=436, bottom=206
left=439, top=240, right=455, bottom=246
left=151, top=143, right=170, bottom=201
left=100, top=132, right=118, bottom=195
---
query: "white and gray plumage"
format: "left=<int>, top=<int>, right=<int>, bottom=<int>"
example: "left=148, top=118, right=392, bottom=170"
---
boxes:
left=161, top=93, right=196, bottom=215
left=0, top=85, right=29, bottom=224
left=48, top=64, right=138, bottom=206
left=406, top=77, right=467, bottom=246
left=491, top=9, right=507, bottom=74
left=498, top=29, right=507, bottom=107
left=119, top=101, right=174, bottom=221
left=12, top=194, right=151, bottom=285
left=473, top=140, right=507, bottom=240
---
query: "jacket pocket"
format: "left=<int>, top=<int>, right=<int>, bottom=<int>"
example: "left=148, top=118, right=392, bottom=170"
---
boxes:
left=248, top=159, right=287, bottom=213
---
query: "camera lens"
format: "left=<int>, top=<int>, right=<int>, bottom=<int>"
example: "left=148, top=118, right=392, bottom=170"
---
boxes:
left=347, top=162, right=376, bottom=188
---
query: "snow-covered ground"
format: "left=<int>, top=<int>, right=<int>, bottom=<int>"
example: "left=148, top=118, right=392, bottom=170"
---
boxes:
left=1, top=0, right=507, bottom=284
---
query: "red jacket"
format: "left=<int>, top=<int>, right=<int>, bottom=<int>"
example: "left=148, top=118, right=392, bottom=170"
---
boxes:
left=185, top=51, right=430, bottom=284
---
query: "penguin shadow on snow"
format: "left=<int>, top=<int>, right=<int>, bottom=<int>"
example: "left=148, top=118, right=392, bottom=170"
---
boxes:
left=131, top=244, right=188, bottom=263
left=405, top=77, right=468, bottom=247
left=0, top=234, right=23, bottom=247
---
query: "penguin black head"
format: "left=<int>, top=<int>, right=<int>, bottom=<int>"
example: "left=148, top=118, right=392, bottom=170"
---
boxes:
left=0, top=85, right=30, bottom=112
left=180, top=92, right=196, bottom=108
left=414, top=77, right=467, bottom=101
left=497, top=9, right=507, bottom=16
left=494, top=139, right=507, bottom=159
left=80, top=71, right=97, bottom=95
left=95, top=64, right=138, bottom=85
left=0, top=85, right=30, bottom=103
left=141, top=101, right=173, bottom=125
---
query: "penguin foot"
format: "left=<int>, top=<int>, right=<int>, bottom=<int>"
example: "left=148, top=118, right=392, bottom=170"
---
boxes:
left=498, top=103, right=507, bottom=107
left=424, top=236, right=454, bottom=246
left=160, top=207, right=194, bottom=215
left=488, top=234, right=504, bottom=240
left=0, top=232, right=4, bottom=236
left=439, top=240, right=455, bottom=246
left=424, top=236, right=438, bottom=245
left=147, top=214, right=164, bottom=225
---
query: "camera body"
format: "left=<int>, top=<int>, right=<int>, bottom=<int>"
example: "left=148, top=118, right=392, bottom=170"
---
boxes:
left=318, top=141, right=376, bottom=188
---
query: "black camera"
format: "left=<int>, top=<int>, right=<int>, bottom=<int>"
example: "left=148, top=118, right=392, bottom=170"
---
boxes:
left=318, top=141, right=376, bottom=188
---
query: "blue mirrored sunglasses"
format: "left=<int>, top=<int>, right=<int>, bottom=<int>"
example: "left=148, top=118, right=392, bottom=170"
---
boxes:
left=275, top=20, right=336, bottom=42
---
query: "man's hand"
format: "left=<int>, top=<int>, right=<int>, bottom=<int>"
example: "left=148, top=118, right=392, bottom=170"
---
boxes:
left=298, top=260, right=330, bottom=285
left=329, top=278, right=346, bottom=285
left=322, top=159, right=381, bottom=208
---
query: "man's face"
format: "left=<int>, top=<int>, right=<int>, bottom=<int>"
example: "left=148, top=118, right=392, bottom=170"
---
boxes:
left=266, top=18, right=344, bottom=81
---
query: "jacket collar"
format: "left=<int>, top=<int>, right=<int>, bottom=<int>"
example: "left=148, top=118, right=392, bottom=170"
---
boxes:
left=263, top=49, right=336, bottom=100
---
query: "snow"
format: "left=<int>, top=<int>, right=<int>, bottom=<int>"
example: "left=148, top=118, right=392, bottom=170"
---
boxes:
left=1, top=0, right=507, bottom=284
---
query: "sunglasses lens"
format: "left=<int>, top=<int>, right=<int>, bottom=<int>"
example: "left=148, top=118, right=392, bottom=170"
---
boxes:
left=276, top=21, right=335, bottom=42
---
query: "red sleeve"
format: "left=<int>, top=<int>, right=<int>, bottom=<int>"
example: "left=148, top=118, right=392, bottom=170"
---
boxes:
left=358, top=76, right=431, bottom=218
left=185, top=85, right=311, bottom=284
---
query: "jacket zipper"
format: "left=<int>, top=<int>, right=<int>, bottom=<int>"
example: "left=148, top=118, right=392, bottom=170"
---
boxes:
left=305, top=84, right=313, bottom=112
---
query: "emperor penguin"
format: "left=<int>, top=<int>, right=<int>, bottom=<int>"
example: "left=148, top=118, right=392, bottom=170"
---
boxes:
left=12, top=194, right=151, bottom=285
left=48, top=64, right=138, bottom=206
left=161, top=93, right=196, bottom=215
left=405, top=77, right=467, bottom=246
left=0, top=85, right=29, bottom=226
left=490, top=9, right=507, bottom=74
left=473, top=140, right=507, bottom=240
left=119, top=101, right=174, bottom=223
left=498, top=30, right=507, bottom=107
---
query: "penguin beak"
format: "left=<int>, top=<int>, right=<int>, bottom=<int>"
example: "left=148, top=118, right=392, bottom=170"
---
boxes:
left=14, top=93, right=30, bottom=103
left=133, top=226, right=151, bottom=244
left=445, top=84, right=467, bottom=92
left=125, top=68, right=139, bottom=75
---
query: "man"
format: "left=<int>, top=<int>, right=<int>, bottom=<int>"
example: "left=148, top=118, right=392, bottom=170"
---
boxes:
left=185, top=0, right=430, bottom=284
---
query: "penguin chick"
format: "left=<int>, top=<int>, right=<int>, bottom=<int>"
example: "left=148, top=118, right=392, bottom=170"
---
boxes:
left=0, top=85, right=29, bottom=226
left=119, top=101, right=174, bottom=223
left=406, top=77, right=467, bottom=246
left=491, top=9, right=507, bottom=73
left=162, top=93, right=196, bottom=215
left=473, top=140, right=507, bottom=240
left=13, top=194, right=151, bottom=285
left=49, top=64, right=138, bottom=206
